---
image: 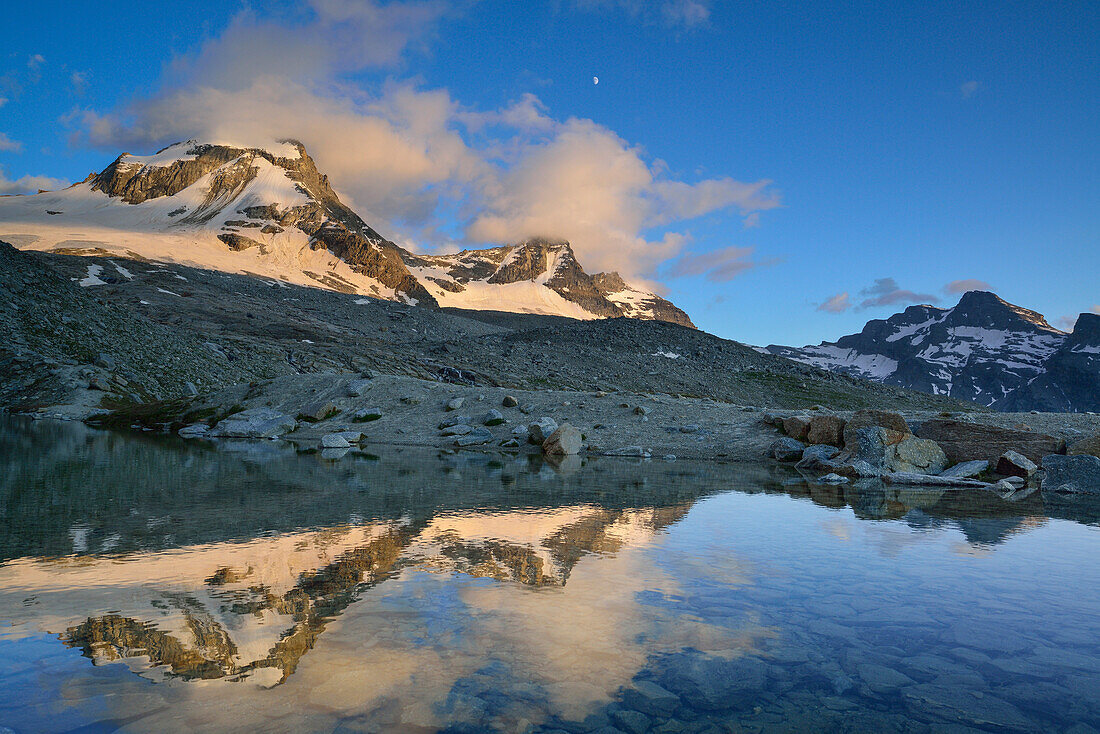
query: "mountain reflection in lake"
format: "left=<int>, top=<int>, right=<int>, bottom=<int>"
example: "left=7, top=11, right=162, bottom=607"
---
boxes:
left=1, top=417, right=1099, bottom=733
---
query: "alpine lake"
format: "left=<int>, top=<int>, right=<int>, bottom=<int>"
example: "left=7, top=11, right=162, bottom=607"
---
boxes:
left=1, top=415, right=1099, bottom=733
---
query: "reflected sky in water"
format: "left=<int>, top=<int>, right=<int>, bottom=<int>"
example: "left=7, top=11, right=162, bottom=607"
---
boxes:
left=1, top=416, right=1099, bottom=733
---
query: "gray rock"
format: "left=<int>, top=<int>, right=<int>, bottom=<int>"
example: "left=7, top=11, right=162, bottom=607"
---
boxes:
left=438, top=414, right=472, bottom=429
left=996, top=449, right=1038, bottom=478
left=610, top=709, right=650, bottom=734
left=939, top=459, right=989, bottom=478
left=633, top=405, right=649, bottom=416
left=840, top=426, right=890, bottom=468
left=321, top=433, right=351, bottom=449
left=183, top=381, right=199, bottom=396
left=209, top=408, right=297, bottom=439
left=768, top=437, right=804, bottom=462
left=1041, top=454, right=1100, bottom=494
left=445, top=397, right=464, bottom=411
left=543, top=423, right=582, bottom=455
left=834, top=460, right=882, bottom=479
left=601, top=446, right=651, bottom=457
left=796, top=443, right=840, bottom=471
left=502, top=395, right=519, bottom=408
left=346, top=379, right=372, bottom=397
left=482, top=409, right=505, bottom=426
left=332, top=430, right=363, bottom=443
left=511, top=424, right=530, bottom=439
left=889, top=436, right=948, bottom=474
left=177, top=423, right=209, bottom=439
left=353, top=407, right=383, bottom=422
left=528, top=417, right=559, bottom=444
left=519, top=403, right=535, bottom=415
left=884, top=472, right=991, bottom=487
left=994, top=478, right=1019, bottom=492
left=94, top=353, right=116, bottom=370
left=300, top=398, right=338, bottom=422
left=440, top=424, right=473, bottom=436
left=454, top=427, right=493, bottom=446
left=678, top=424, right=700, bottom=433
left=818, top=473, right=850, bottom=484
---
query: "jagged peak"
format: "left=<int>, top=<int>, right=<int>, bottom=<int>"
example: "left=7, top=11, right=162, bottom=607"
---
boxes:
left=1070, top=312, right=1100, bottom=342
left=950, top=290, right=1062, bottom=333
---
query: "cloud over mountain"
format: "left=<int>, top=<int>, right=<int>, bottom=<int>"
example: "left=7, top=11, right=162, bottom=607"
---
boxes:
left=69, top=0, right=778, bottom=283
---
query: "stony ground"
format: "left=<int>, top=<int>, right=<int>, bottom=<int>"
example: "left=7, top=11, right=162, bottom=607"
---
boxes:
left=1, top=244, right=978, bottom=423
left=91, top=371, right=1100, bottom=462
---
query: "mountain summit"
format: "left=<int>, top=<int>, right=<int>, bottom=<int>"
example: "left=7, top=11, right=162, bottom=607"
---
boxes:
left=0, top=140, right=691, bottom=326
left=767, top=291, right=1100, bottom=412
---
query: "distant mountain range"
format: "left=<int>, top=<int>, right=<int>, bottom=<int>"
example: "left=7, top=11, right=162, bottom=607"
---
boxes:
left=767, top=291, right=1100, bottom=412
left=0, top=140, right=692, bottom=327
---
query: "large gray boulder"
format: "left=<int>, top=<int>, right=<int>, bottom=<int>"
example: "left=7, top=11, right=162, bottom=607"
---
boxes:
left=768, top=437, right=804, bottom=462
left=795, top=444, right=840, bottom=471
left=209, top=408, right=297, bottom=439
left=1041, top=454, right=1100, bottom=494
left=840, top=426, right=890, bottom=468
left=890, top=437, right=948, bottom=474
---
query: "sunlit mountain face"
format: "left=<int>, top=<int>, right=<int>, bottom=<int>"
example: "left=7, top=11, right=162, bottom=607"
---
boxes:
left=2, top=416, right=1100, bottom=732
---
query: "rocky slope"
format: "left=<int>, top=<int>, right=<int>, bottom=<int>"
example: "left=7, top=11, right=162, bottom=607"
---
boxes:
left=405, top=238, right=694, bottom=327
left=0, top=140, right=688, bottom=324
left=0, top=244, right=974, bottom=420
left=767, top=291, right=1100, bottom=412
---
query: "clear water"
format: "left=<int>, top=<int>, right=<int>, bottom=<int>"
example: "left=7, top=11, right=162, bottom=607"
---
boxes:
left=1, top=416, right=1099, bottom=733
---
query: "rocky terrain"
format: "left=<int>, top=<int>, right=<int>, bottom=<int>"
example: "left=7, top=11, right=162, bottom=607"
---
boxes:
left=0, top=140, right=689, bottom=324
left=768, top=291, right=1100, bottom=413
left=1, top=241, right=976, bottom=418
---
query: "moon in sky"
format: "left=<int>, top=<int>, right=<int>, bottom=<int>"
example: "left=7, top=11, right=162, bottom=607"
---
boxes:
left=593, top=76, right=599, bottom=85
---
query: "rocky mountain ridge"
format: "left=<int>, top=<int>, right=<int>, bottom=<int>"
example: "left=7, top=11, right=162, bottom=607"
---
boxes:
left=0, top=140, right=689, bottom=325
left=767, top=291, right=1100, bottom=412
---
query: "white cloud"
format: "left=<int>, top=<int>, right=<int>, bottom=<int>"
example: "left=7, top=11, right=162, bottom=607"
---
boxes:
left=69, top=0, right=779, bottom=283
left=960, top=81, right=979, bottom=99
left=943, top=278, right=992, bottom=294
left=0, top=133, right=22, bottom=153
left=0, top=97, right=7, bottom=108
left=817, top=292, right=851, bottom=313
left=0, top=166, right=68, bottom=195
left=70, top=71, right=89, bottom=96
left=27, top=54, right=45, bottom=69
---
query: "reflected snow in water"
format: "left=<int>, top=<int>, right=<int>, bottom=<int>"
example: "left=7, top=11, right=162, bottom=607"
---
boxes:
left=1, top=416, right=1099, bottom=732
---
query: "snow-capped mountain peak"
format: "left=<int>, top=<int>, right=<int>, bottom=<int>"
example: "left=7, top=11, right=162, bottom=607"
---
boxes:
left=767, top=291, right=1099, bottom=412
left=0, top=141, right=694, bottom=326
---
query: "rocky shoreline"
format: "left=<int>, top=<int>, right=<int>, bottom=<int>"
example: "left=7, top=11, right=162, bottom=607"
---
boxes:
left=46, top=369, right=1098, bottom=495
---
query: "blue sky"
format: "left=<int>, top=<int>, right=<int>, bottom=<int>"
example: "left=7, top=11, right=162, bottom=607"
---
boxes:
left=1, top=0, right=1097, bottom=345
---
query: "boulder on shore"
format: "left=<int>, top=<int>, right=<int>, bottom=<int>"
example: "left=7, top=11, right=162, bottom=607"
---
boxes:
left=843, top=409, right=911, bottom=448
left=995, top=450, right=1038, bottom=478
left=209, top=408, right=297, bottom=439
left=807, top=415, right=846, bottom=447
left=1041, top=454, right=1100, bottom=494
left=528, top=417, right=559, bottom=444
left=939, top=459, right=989, bottom=479
left=768, top=437, right=804, bottom=462
left=891, top=437, right=948, bottom=475
left=543, top=423, right=582, bottom=456
left=1068, top=435, right=1100, bottom=458
left=915, top=419, right=1065, bottom=465
left=782, top=416, right=811, bottom=440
